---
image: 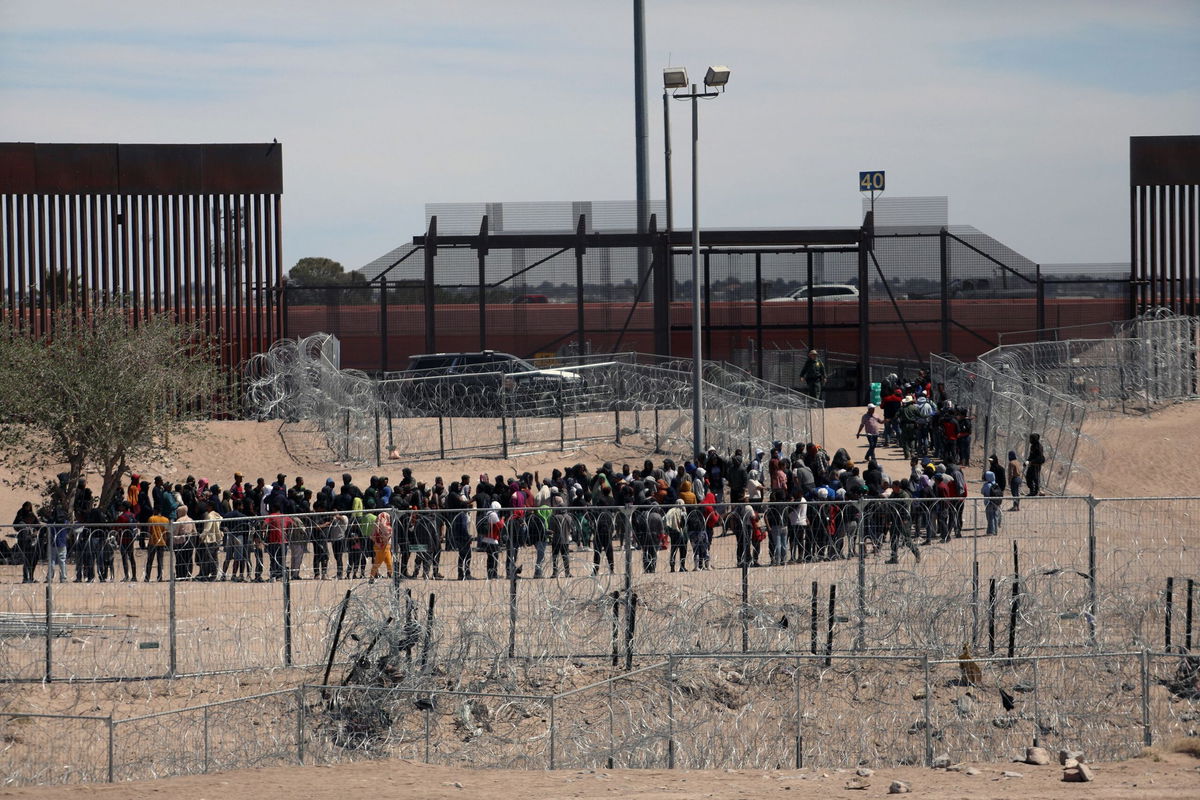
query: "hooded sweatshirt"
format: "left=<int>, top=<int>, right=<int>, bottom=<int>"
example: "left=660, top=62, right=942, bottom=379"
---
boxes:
left=1007, top=451, right=1022, bottom=486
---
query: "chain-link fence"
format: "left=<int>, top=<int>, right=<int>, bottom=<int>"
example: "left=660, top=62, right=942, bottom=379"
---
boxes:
left=3, top=497, right=1198, bottom=685
left=4, top=647, right=1198, bottom=786
left=293, top=202, right=1130, bottom=383
left=932, top=353, right=1086, bottom=496
left=985, top=310, right=1198, bottom=412
left=244, top=334, right=823, bottom=465
left=932, top=310, right=1199, bottom=495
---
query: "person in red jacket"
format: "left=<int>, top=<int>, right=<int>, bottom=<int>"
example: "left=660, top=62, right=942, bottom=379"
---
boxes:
left=940, top=410, right=960, bottom=465
left=265, top=505, right=290, bottom=581
left=881, top=387, right=903, bottom=447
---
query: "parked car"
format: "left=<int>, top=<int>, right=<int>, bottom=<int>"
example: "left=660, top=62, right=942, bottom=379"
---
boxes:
left=391, top=351, right=585, bottom=417
left=764, top=284, right=860, bottom=302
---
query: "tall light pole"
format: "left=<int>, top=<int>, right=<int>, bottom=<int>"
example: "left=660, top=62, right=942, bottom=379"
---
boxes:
left=664, top=65, right=730, bottom=459
left=663, top=88, right=674, bottom=238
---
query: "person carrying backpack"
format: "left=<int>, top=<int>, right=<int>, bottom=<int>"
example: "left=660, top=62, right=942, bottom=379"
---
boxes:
left=898, top=396, right=922, bottom=460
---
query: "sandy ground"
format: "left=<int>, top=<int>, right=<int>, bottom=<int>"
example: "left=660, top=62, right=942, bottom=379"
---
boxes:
left=0, top=753, right=1197, bottom=800
left=1068, top=401, right=1200, bottom=497
left=6, top=401, right=1198, bottom=526
left=2, top=407, right=889, bottom=525
left=3, top=403, right=1200, bottom=797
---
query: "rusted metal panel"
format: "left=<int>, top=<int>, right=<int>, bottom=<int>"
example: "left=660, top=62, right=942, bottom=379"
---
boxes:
left=1, top=142, right=282, bottom=195
left=36, top=144, right=120, bottom=194
left=201, top=144, right=282, bottom=194
left=0, top=143, right=37, bottom=193
left=1131, top=135, right=1200, bottom=186
left=121, top=144, right=203, bottom=194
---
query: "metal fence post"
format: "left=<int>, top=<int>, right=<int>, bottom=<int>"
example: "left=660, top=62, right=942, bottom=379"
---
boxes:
left=44, top=523, right=54, bottom=683
left=1087, top=496, right=1099, bottom=647
left=424, top=705, right=431, bottom=763
left=607, top=674, right=615, bottom=769
left=741, top=558, right=750, bottom=654
left=971, top=559, right=980, bottom=650
left=508, top=537, right=518, bottom=659
left=374, top=406, right=382, bottom=467
left=855, top=502, right=866, bottom=653
left=614, top=368, right=623, bottom=445
left=1166, top=577, right=1174, bottom=651
left=810, top=581, right=819, bottom=655
left=107, top=716, right=115, bottom=783
left=283, top=555, right=293, bottom=667
left=666, top=656, right=675, bottom=769
left=825, top=584, right=837, bottom=666
left=168, top=520, right=177, bottom=677
left=1188, top=579, right=1196, bottom=652
left=203, top=705, right=211, bottom=773
left=1140, top=649, right=1152, bottom=747
left=922, top=655, right=933, bottom=767
left=624, top=507, right=634, bottom=670
left=501, top=408, right=509, bottom=459
left=794, top=658, right=803, bottom=768
left=296, top=686, right=306, bottom=764
left=1031, top=657, right=1042, bottom=747
left=1008, top=540, right=1020, bottom=659
left=549, top=695, right=556, bottom=770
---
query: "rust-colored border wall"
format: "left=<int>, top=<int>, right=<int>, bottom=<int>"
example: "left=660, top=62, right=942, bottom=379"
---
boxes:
left=0, top=142, right=281, bottom=194
left=0, top=142, right=284, bottom=408
left=1131, top=136, right=1200, bottom=316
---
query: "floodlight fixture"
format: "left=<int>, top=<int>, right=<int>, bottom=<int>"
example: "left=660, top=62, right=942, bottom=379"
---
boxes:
left=663, top=66, right=689, bottom=89
left=704, top=65, right=731, bottom=89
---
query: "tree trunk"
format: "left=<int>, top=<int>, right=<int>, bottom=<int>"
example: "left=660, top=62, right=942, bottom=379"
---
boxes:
left=62, top=454, right=85, bottom=523
left=99, top=452, right=127, bottom=513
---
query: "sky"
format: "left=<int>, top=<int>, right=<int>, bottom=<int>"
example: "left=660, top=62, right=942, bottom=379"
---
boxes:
left=1, top=0, right=1197, bottom=271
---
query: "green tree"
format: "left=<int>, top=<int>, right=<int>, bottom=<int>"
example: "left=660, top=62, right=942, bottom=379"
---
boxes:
left=287, top=257, right=372, bottom=304
left=0, top=308, right=221, bottom=519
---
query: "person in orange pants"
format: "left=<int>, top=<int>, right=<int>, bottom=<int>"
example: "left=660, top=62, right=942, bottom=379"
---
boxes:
left=369, top=510, right=394, bottom=582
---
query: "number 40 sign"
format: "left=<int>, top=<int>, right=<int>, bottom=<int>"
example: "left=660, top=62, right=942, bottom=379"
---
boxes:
left=859, top=170, right=885, bottom=192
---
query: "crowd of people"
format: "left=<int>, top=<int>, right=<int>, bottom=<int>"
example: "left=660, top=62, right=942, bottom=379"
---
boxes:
left=4, top=371, right=1050, bottom=586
